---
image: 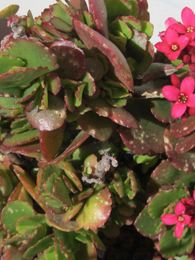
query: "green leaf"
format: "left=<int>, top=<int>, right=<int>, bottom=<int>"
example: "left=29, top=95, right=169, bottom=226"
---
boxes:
left=0, top=56, right=25, bottom=73
left=16, top=214, right=46, bottom=234
left=3, top=129, right=39, bottom=147
left=76, top=188, right=112, bottom=231
left=148, top=189, right=188, bottom=219
left=0, top=4, right=19, bottom=19
left=0, top=67, right=49, bottom=89
left=23, top=235, right=53, bottom=259
left=3, top=39, right=58, bottom=71
left=135, top=206, right=161, bottom=238
left=160, top=229, right=195, bottom=258
left=1, top=201, right=35, bottom=233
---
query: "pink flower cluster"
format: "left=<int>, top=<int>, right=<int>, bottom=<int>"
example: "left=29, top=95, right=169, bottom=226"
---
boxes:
left=155, top=7, right=195, bottom=63
left=156, top=7, right=195, bottom=119
left=162, top=75, right=195, bottom=118
left=161, top=191, right=195, bottom=239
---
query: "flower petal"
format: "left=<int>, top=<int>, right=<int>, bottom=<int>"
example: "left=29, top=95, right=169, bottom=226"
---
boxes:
left=161, top=214, right=177, bottom=225
left=155, top=42, right=170, bottom=53
left=162, top=86, right=179, bottom=101
left=187, top=94, right=195, bottom=107
left=165, top=17, right=177, bottom=28
left=180, top=77, right=195, bottom=94
left=167, top=50, right=181, bottom=61
left=189, top=107, right=195, bottom=116
left=183, top=215, right=191, bottom=225
left=175, top=202, right=186, bottom=215
left=171, top=74, right=180, bottom=87
left=181, top=7, right=195, bottom=27
left=170, top=23, right=186, bottom=34
left=178, top=35, right=189, bottom=49
left=165, top=28, right=179, bottom=44
left=172, top=103, right=187, bottom=118
left=174, top=223, right=185, bottom=239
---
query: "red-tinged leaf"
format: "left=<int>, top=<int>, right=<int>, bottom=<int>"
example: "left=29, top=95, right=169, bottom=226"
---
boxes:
left=175, top=132, right=195, bottom=154
left=76, top=188, right=112, bottom=231
left=26, top=95, right=66, bottom=131
left=73, top=19, right=133, bottom=91
left=170, top=117, right=195, bottom=138
left=42, top=22, right=69, bottom=40
left=0, top=144, right=40, bottom=159
left=0, top=67, right=48, bottom=89
left=2, top=246, right=23, bottom=260
left=40, top=131, right=89, bottom=167
left=30, top=25, right=55, bottom=42
left=164, top=129, right=195, bottom=172
left=3, top=130, right=39, bottom=147
left=13, top=165, right=47, bottom=211
left=88, top=0, right=108, bottom=37
left=69, top=0, right=88, bottom=10
left=78, top=112, right=114, bottom=141
left=51, top=40, right=86, bottom=80
left=40, top=125, right=65, bottom=161
left=90, top=99, right=138, bottom=128
left=119, top=128, right=151, bottom=154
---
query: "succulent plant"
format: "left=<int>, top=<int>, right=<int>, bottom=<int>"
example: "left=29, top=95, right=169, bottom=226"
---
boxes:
left=0, top=1, right=194, bottom=259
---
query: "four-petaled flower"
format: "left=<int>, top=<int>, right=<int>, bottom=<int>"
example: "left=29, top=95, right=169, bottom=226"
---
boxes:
left=155, top=28, right=189, bottom=60
left=161, top=202, right=191, bottom=239
left=162, top=76, right=195, bottom=118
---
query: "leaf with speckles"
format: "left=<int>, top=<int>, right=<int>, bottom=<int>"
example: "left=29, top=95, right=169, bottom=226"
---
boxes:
left=88, top=0, right=108, bottom=37
left=51, top=40, right=86, bottom=80
left=76, top=188, right=112, bottom=231
left=2, top=38, right=58, bottom=71
left=78, top=112, right=115, bottom=142
left=170, top=117, right=195, bottom=138
left=151, top=99, right=172, bottom=123
left=89, top=99, right=138, bottom=129
left=73, top=19, right=134, bottom=91
left=1, top=201, right=35, bottom=233
left=26, top=95, right=66, bottom=131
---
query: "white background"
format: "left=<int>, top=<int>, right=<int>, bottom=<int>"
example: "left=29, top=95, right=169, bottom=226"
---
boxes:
left=0, top=0, right=195, bottom=43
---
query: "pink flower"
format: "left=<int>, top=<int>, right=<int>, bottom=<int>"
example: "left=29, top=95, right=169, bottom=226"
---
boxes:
left=168, top=7, right=195, bottom=46
left=189, top=107, right=195, bottom=116
left=162, top=76, right=195, bottom=118
left=155, top=28, right=189, bottom=60
left=161, top=202, right=191, bottom=239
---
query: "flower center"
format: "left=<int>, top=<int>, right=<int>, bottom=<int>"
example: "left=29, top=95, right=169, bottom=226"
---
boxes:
left=187, top=26, right=194, bottom=33
left=178, top=216, right=184, bottom=222
left=178, top=93, right=188, bottom=104
left=171, top=44, right=179, bottom=51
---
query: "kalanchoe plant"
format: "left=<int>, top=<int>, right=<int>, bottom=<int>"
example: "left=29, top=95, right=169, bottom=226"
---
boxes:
left=0, top=1, right=194, bottom=259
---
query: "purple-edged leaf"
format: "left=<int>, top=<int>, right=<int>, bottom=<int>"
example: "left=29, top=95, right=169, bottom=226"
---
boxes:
left=151, top=99, right=172, bottom=123
left=0, top=55, right=25, bottom=74
left=88, top=0, right=108, bottom=37
left=30, top=25, right=55, bottom=42
left=78, top=112, right=114, bottom=141
left=73, top=19, right=133, bottom=91
left=26, top=95, right=66, bottom=131
left=51, top=40, right=86, bottom=80
left=3, top=130, right=39, bottom=147
left=86, top=57, right=106, bottom=81
left=170, top=117, right=195, bottom=138
left=76, top=188, right=112, bottom=231
left=137, top=0, right=149, bottom=20
left=20, top=82, right=40, bottom=103
left=0, top=67, right=48, bottom=89
left=40, top=131, right=89, bottom=167
left=2, top=38, right=58, bottom=71
left=164, top=129, right=195, bottom=172
left=90, top=99, right=138, bottom=128
left=40, top=125, right=65, bottom=162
